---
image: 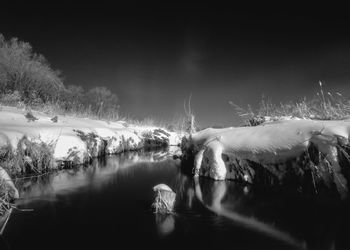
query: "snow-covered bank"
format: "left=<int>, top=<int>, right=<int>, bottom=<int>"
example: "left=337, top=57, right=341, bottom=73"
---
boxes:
left=0, top=166, right=18, bottom=199
left=0, top=106, right=184, bottom=171
left=182, top=119, right=350, bottom=197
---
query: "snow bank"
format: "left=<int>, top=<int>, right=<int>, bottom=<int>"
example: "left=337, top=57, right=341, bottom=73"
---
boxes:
left=0, top=106, right=182, bottom=167
left=0, top=166, right=18, bottom=199
left=182, top=119, right=350, bottom=197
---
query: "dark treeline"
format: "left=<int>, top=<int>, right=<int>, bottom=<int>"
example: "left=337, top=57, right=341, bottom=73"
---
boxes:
left=0, top=34, right=119, bottom=119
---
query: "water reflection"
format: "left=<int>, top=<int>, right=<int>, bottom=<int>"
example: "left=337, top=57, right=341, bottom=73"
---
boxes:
left=193, top=178, right=305, bottom=249
left=155, top=214, right=175, bottom=236
left=180, top=173, right=344, bottom=250
left=3, top=149, right=347, bottom=250
left=14, top=149, right=179, bottom=204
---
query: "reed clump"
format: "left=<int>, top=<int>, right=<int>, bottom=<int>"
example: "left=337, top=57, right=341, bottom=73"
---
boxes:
left=230, top=82, right=350, bottom=126
left=0, top=179, right=12, bottom=216
left=0, top=136, right=56, bottom=176
left=152, top=184, right=176, bottom=214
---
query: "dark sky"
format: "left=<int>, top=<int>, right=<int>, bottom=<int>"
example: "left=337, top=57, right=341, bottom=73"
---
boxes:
left=2, top=4, right=350, bottom=126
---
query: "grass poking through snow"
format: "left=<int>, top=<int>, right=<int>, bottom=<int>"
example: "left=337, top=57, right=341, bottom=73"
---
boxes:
left=230, top=82, right=350, bottom=126
left=0, top=136, right=56, bottom=176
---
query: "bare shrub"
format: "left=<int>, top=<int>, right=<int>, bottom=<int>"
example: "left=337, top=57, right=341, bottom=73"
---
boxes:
left=0, top=34, right=120, bottom=121
left=15, top=136, right=56, bottom=174
left=0, top=34, right=64, bottom=105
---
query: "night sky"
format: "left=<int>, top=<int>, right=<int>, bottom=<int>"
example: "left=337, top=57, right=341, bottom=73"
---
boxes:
left=2, top=5, right=350, bottom=126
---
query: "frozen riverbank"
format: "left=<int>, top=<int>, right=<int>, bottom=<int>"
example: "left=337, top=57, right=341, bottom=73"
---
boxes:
left=0, top=106, right=184, bottom=200
left=182, top=118, right=350, bottom=198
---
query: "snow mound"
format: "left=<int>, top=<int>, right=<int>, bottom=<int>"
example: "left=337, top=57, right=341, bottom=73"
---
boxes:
left=182, top=119, right=350, bottom=197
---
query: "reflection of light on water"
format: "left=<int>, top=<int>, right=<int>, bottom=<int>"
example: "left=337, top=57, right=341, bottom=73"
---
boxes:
left=186, top=188, right=194, bottom=208
left=243, top=186, right=250, bottom=195
left=155, top=214, right=175, bottom=236
left=193, top=177, right=306, bottom=249
left=15, top=149, right=179, bottom=204
left=8, top=148, right=343, bottom=250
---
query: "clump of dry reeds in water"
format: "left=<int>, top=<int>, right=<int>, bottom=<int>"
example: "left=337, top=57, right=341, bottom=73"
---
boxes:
left=0, top=136, right=56, bottom=176
left=16, top=136, right=56, bottom=174
left=152, top=184, right=176, bottom=214
left=0, top=179, right=13, bottom=216
left=0, top=146, right=14, bottom=216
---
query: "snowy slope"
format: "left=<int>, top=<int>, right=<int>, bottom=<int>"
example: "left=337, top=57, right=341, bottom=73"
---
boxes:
left=0, top=106, right=182, bottom=165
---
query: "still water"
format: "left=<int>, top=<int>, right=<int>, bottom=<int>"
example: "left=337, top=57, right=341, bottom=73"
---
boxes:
left=1, top=148, right=349, bottom=250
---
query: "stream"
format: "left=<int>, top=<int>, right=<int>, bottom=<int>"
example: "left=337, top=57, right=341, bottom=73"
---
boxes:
left=0, top=148, right=349, bottom=250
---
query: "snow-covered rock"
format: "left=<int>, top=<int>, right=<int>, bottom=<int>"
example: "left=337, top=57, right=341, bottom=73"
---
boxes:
left=105, top=130, right=143, bottom=154
left=54, top=134, right=89, bottom=164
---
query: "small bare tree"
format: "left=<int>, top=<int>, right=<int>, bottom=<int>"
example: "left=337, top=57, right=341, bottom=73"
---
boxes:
left=86, top=86, right=119, bottom=119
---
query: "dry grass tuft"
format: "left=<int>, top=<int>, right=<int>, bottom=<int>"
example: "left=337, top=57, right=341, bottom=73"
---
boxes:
left=230, top=82, right=350, bottom=126
left=0, top=136, right=56, bottom=176
left=0, top=178, right=13, bottom=216
left=152, top=189, right=176, bottom=214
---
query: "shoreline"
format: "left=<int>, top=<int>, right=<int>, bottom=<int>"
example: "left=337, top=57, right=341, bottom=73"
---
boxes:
left=182, top=118, right=350, bottom=199
left=0, top=106, right=185, bottom=203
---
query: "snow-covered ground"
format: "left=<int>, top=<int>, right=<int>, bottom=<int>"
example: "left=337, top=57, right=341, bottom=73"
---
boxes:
left=183, top=118, right=350, bottom=197
left=0, top=106, right=185, bottom=200
left=0, top=106, right=183, bottom=165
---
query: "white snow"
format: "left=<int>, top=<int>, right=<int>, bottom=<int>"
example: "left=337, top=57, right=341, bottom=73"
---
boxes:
left=188, top=119, right=350, bottom=194
left=0, top=166, right=19, bottom=199
left=153, top=184, right=173, bottom=192
left=0, top=106, right=182, bottom=165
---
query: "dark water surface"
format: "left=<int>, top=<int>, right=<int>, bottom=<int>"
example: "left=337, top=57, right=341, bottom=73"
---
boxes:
left=1, top=149, right=349, bottom=250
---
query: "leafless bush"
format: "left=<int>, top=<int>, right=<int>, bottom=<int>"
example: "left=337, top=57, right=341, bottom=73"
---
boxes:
left=0, top=34, right=120, bottom=121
